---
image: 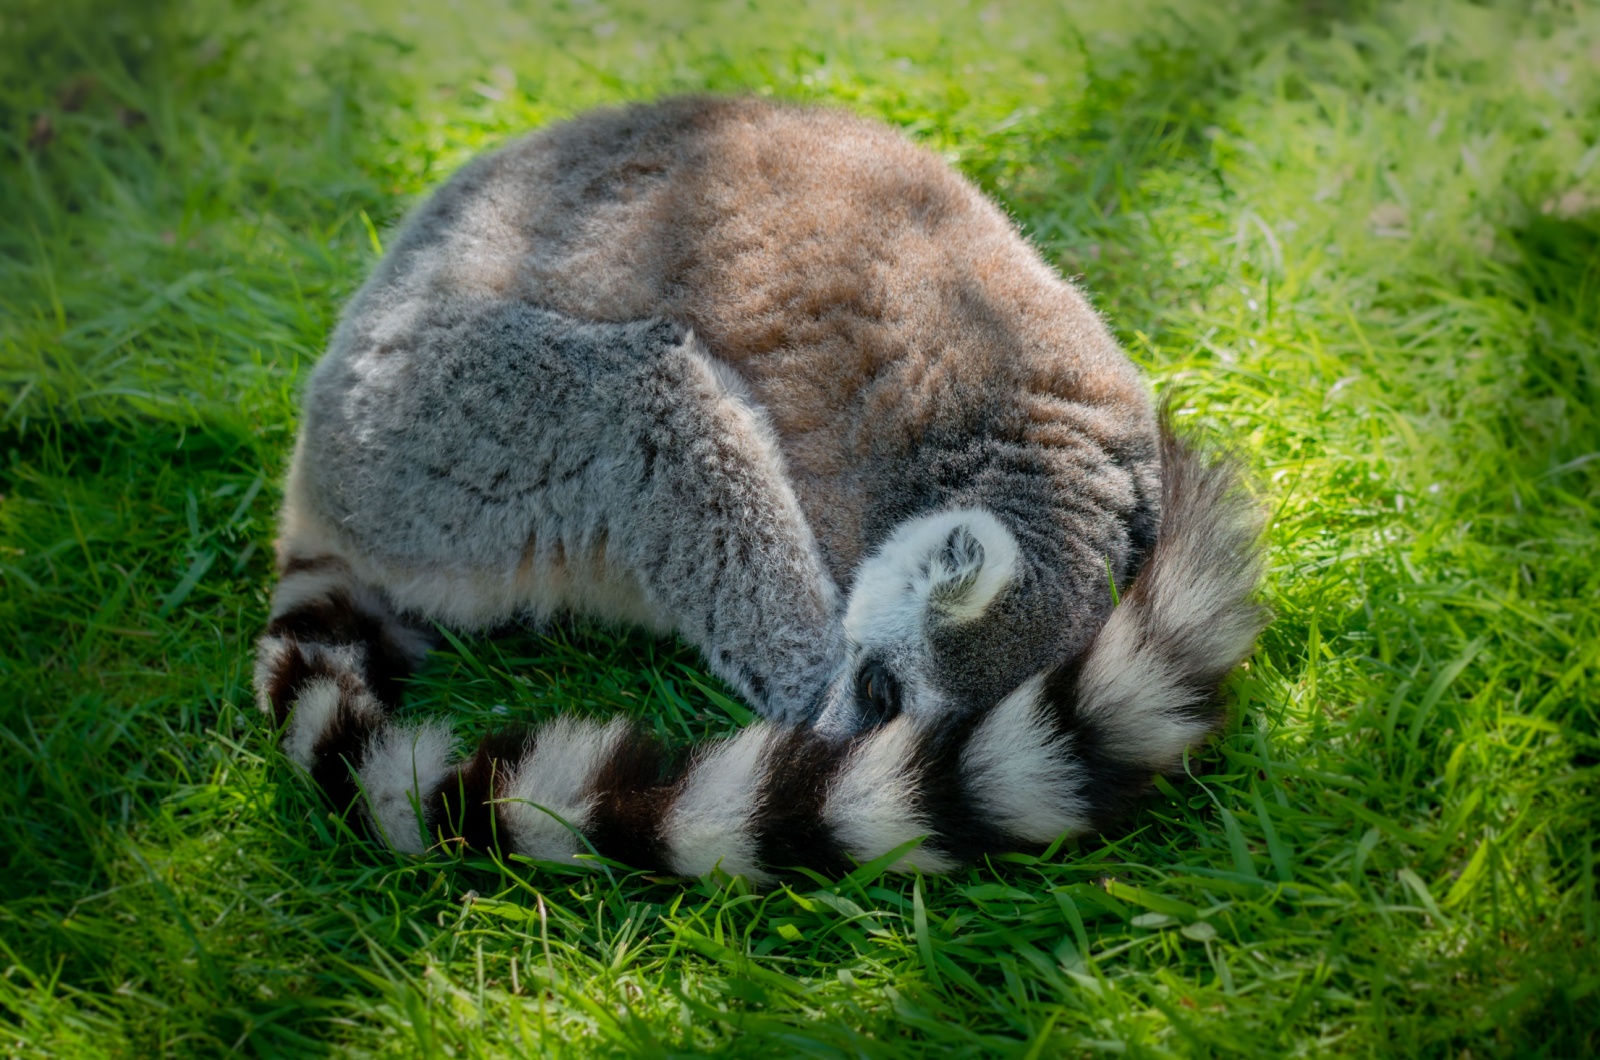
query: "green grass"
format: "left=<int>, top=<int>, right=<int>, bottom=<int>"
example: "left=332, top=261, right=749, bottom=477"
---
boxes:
left=2, top=0, right=1597, bottom=1054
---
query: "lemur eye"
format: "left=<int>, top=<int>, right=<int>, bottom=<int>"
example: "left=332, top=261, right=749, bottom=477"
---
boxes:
left=854, top=661, right=902, bottom=727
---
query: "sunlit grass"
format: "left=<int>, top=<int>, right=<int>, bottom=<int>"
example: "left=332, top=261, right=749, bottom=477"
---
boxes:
left=1, top=0, right=1596, bottom=1055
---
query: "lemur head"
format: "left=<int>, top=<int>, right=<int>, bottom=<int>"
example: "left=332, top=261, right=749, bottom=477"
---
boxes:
left=814, top=507, right=1078, bottom=736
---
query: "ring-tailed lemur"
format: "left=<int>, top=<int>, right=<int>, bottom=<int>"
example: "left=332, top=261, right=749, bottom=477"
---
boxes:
left=254, top=97, right=1269, bottom=881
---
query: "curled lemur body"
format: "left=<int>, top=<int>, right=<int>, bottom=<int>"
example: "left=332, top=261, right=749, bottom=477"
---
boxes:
left=256, top=97, right=1269, bottom=881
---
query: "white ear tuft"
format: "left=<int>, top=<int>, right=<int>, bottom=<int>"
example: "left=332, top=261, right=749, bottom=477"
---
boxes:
left=844, top=508, right=1020, bottom=641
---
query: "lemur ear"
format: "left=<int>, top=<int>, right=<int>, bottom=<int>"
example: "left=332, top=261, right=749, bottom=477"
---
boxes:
left=922, top=513, right=1019, bottom=623
left=844, top=507, right=1020, bottom=640
left=927, top=525, right=986, bottom=610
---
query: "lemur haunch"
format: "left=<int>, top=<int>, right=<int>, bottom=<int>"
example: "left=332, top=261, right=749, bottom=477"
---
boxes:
left=254, top=97, right=1269, bottom=882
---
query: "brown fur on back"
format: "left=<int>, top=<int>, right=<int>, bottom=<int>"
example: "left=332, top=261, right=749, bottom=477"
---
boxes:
left=365, top=97, right=1157, bottom=582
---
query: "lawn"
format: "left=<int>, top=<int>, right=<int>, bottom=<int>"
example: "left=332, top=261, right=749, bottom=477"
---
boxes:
left=2, top=0, right=1597, bottom=1055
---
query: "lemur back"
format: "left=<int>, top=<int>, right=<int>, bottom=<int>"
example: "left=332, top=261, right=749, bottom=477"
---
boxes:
left=256, top=97, right=1269, bottom=880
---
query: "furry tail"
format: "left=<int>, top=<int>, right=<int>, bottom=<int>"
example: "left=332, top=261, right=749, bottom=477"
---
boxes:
left=257, top=424, right=1268, bottom=880
left=253, top=554, right=434, bottom=834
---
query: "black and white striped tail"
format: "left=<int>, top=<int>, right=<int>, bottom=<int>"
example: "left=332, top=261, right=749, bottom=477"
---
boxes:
left=253, top=555, right=435, bottom=820
left=254, top=424, right=1268, bottom=881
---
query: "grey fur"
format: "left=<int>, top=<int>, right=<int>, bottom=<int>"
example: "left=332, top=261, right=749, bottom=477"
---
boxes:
left=278, top=96, right=1163, bottom=733
left=296, top=306, right=842, bottom=724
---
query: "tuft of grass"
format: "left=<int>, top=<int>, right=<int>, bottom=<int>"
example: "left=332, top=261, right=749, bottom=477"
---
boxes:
left=2, top=0, right=1597, bottom=1055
